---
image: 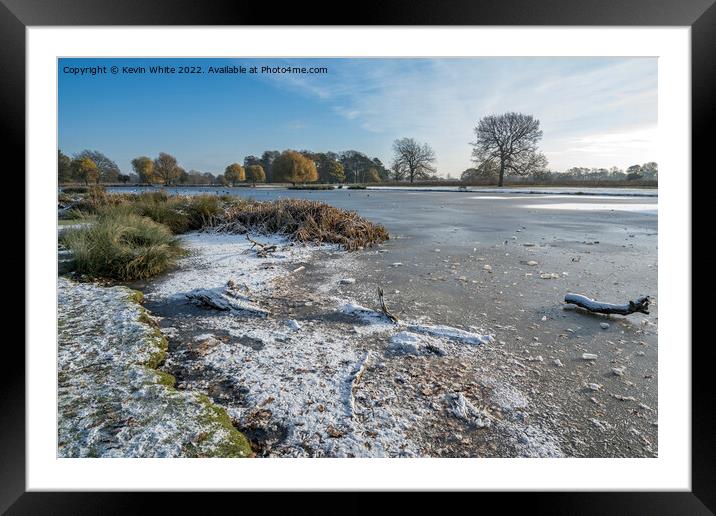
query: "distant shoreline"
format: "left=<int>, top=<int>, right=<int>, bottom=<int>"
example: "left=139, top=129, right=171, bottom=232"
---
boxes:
left=364, top=186, right=658, bottom=197
left=77, top=183, right=658, bottom=198
left=60, top=182, right=658, bottom=190
left=60, top=183, right=658, bottom=198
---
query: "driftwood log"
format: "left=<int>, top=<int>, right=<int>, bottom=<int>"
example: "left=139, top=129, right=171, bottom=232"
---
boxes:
left=564, top=293, right=650, bottom=315
left=377, top=287, right=399, bottom=324
left=245, top=235, right=277, bottom=257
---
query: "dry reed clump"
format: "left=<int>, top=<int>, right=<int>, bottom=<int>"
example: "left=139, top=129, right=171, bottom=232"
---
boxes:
left=211, top=198, right=389, bottom=250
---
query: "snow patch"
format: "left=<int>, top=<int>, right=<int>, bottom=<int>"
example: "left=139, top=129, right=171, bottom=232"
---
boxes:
left=147, top=231, right=315, bottom=301
left=521, top=202, right=656, bottom=214
left=446, top=392, right=491, bottom=428
left=339, top=300, right=493, bottom=346
left=488, top=380, right=529, bottom=411
left=406, top=324, right=493, bottom=346
left=388, top=331, right=447, bottom=356
left=185, top=285, right=269, bottom=316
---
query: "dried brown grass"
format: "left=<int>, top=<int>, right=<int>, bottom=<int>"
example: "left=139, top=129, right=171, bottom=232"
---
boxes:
left=212, top=198, right=389, bottom=250
left=61, top=190, right=389, bottom=249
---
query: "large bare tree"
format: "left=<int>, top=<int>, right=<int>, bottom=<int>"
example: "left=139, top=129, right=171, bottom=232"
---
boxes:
left=391, top=138, right=437, bottom=183
left=470, top=112, right=547, bottom=186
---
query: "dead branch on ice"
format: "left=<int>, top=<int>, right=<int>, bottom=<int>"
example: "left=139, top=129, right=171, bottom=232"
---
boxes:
left=564, top=293, right=650, bottom=315
left=378, top=287, right=399, bottom=324
left=347, top=350, right=372, bottom=419
left=245, top=235, right=277, bottom=257
left=350, top=351, right=371, bottom=388
left=185, top=282, right=270, bottom=317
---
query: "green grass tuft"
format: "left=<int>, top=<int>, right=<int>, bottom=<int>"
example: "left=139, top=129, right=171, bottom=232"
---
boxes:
left=132, top=199, right=192, bottom=234
left=184, top=194, right=223, bottom=228
left=60, top=212, right=186, bottom=280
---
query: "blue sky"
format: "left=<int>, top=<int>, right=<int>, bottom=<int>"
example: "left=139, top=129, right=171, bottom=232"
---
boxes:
left=58, top=57, right=657, bottom=176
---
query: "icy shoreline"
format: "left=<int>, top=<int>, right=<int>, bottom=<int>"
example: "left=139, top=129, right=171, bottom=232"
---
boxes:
left=367, top=186, right=657, bottom=197
left=57, top=277, right=252, bottom=458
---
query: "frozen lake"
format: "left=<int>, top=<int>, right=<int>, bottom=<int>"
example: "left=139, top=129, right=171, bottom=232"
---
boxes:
left=105, top=185, right=658, bottom=457
left=107, top=186, right=657, bottom=248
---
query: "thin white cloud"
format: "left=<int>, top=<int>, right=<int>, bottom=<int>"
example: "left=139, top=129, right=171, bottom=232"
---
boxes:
left=543, top=125, right=657, bottom=166
left=334, top=107, right=361, bottom=120
left=573, top=126, right=658, bottom=151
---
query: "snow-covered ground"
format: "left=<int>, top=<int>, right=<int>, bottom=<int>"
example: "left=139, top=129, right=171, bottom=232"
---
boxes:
left=469, top=195, right=652, bottom=201
left=139, top=231, right=564, bottom=457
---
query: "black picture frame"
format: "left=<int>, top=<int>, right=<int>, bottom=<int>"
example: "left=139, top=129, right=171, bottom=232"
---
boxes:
left=5, top=0, right=711, bottom=512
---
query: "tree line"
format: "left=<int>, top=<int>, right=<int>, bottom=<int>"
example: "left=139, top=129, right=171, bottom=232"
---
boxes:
left=461, top=162, right=658, bottom=184
left=58, top=139, right=443, bottom=186
left=59, top=112, right=656, bottom=187
left=60, top=148, right=391, bottom=186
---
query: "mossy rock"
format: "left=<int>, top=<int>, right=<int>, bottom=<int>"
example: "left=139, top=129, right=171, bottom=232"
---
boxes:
left=127, top=288, right=144, bottom=304
left=153, top=369, right=177, bottom=388
left=58, top=278, right=254, bottom=458
left=196, top=394, right=253, bottom=458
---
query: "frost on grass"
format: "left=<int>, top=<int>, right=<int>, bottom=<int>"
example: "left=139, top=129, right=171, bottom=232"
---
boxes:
left=57, top=277, right=251, bottom=458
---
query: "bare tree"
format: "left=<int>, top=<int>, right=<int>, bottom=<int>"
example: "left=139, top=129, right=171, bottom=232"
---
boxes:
left=470, top=112, right=547, bottom=186
left=390, top=161, right=405, bottom=181
left=391, top=138, right=437, bottom=184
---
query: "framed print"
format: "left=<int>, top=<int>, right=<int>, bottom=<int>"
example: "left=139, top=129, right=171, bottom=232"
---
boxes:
left=4, top=0, right=713, bottom=512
